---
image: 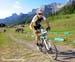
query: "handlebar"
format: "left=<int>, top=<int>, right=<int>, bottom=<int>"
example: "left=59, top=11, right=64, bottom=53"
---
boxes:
left=40, top=28, right=47, bottom=35
left=35, top=27, right=49, bottom=35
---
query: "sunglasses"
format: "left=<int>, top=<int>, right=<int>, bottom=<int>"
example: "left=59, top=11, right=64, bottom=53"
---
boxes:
left=38, top=13, right=42, bottom=15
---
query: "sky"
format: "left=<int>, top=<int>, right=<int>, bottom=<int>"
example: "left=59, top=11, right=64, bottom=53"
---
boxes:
left=0, top=0, right=67, bottom=19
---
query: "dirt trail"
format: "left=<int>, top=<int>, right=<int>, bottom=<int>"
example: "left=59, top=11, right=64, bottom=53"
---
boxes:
left=56, top=45, right=75, bottom=62
left=1, top=32, right=75, bottom=62
left=0, top=32, right=53, bottom=62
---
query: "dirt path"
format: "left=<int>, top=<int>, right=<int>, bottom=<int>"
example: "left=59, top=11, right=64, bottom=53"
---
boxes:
left=0, top=32, right=53, bottom=62
left=56, top=45, right=75, bottom=62
left=3, top=32, right=75, bottom=62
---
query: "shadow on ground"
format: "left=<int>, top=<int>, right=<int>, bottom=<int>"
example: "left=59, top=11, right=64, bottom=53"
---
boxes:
left=56, top=50, right=75, bottom=62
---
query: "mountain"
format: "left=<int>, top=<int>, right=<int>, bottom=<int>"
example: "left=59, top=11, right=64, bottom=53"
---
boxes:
left=38, top=3, right=64, bottom=15
left=58, top=0, right=75, bottom=15
left=66, top=0, right=75, bottom=5
left=0, top=13, right=29, bottom=26
left=25, top=2, right=64, bottom=22
left=0, top=2, right=64, bottom=26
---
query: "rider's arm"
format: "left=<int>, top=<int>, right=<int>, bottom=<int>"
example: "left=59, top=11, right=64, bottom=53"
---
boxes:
left=29, top=22, right=35, bottom=31
left=45, top=20, right=50, bottom=27
left=43, top=16, right=50, bottom=27
left=45, top=20, right=51, bottom=31
left=43, top=16, right=51, bottom=31
left=29, top=15, right=37, bottom=32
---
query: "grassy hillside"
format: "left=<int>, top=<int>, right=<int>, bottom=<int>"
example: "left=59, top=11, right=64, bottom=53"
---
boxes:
left=47, top=14, right=75, bottom=32
left=47, top=14, right=75, bottom=46
left=8, top=14, right=75, bottom=47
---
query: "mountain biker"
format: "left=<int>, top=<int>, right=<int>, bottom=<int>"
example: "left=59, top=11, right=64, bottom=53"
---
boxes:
left=29, top=10, right=50, bottom=48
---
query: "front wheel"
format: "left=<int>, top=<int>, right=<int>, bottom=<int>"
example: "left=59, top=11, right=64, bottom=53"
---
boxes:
left=44, top=39, right=58, bottom=60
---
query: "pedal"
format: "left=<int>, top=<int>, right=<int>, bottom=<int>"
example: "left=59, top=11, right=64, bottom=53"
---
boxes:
left=47, top=48, right=53, bottom=54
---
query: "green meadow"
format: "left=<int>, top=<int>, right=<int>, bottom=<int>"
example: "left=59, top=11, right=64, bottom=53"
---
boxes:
left=0, top=14, right=75, bottom=48
left=6, top=14, right=75, bottom=47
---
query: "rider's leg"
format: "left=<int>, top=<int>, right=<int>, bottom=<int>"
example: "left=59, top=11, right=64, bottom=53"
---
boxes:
left=34, top=32, right=43, bottom=47
left=33, top=25, right=41, bottom=46
left=34, top=32, right=39, bottom=46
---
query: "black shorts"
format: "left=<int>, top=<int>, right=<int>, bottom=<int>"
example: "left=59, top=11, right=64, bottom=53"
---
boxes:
left=34, top=24, right=41, bottom=30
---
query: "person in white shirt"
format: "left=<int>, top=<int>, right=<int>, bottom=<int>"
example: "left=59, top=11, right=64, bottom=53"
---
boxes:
left=29, top=10, right=50, bottom=47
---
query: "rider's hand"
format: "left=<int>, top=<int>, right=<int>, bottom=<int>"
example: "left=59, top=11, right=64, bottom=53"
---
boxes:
left=46, top=26, right=51, bottom=31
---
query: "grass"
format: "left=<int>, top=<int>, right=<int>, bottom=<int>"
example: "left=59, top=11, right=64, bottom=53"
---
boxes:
left=0, top=32, right=12, bottom=47
left=0, top=28, right=52, bottom=62
left=46, top=14, right=75, bottom=46
left=47, top=14, right=75, bottom=31
left=8, top=26, right=34, bottom=41
left=0, top=14, right=75, bottom=48
left=0, top=13, right=75, bottom=62
left=9, top=14, right=75, bottom=47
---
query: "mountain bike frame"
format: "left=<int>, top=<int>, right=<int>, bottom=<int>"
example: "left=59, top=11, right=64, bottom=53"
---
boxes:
left=38, top=27, right=58, bottom=60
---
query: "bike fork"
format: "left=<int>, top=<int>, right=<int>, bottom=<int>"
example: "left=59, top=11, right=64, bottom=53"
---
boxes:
left=44, top=39, right=50, bottom=50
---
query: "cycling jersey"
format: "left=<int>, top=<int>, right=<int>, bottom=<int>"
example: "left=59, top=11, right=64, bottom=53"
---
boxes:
left=31, top=15, right=46, bottom=23
left=31, top=15, right=46, bottom=30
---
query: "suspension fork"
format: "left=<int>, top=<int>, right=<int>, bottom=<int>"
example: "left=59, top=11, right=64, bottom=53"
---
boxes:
left=44, top=39, right=50, bottom=50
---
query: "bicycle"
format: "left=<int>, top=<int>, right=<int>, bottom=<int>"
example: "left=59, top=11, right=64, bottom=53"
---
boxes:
left=37, top=27, right=58, bottom=60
